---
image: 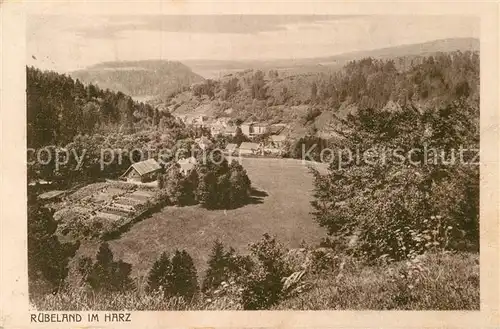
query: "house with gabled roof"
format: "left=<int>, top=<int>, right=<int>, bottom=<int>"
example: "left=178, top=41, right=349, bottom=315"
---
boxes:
left=121, top=159, right=162, bottom=183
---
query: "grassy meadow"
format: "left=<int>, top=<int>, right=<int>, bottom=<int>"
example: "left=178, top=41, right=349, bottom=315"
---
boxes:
left=75, top=158, right=329, bottom=278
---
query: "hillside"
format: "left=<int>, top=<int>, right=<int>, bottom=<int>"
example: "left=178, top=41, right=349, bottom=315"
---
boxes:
left=71, top=60, right=205, bottom=101
left=163, top=47, right=479, bottom=141
left=26, top=66, right=161, bottom=147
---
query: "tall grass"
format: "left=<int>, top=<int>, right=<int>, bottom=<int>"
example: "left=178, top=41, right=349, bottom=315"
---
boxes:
left=31, top=251, right=478, bottom=311
left=274, top=252, right=479, bottom=310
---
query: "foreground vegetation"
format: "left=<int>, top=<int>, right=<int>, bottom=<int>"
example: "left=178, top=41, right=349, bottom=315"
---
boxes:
left=31, top=247, right=478, bottom=311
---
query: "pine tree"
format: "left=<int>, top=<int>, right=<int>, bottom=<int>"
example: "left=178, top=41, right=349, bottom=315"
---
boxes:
left=147, top=250, right=198, bottom=299
left=147, top=252, right=174, bottom=294
left=202, top=240, right=227, bottom=292
left=170, top=250, right=199, bottom=299
left=85, top=242, right=134, bottom=292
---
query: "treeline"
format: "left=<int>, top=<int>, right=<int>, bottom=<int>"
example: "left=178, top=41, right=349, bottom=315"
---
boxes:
left=168, top=51, right=479, bottom=125
left=27, top=126, right=209, bottom=187
left=27, top=66, right=170, bottom=147
left=313, top=51, right=479, bottom=110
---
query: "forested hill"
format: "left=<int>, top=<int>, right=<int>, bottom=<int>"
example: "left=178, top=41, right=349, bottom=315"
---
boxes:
left=27, top=66, right=165, bottom=148
left=70, top=60, right=205, bottom=102
left=164, top=50, right=479, bottom=138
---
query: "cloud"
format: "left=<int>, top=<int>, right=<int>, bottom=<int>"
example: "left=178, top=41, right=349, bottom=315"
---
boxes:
left=70, top=15, right=362, bottom=39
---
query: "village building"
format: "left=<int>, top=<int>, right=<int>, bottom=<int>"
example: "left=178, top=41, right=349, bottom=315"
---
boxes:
left=209, top=118, right=230, bottom=135
left=268, top=124, right=286, bottom=135
left=121, top=159, right=162, bottom=183
left=38, top=190, right=67, bottom=202
left=222, top=126, right=237, bottom=136
left=263, top=135, right=287, bottom=155
left=238, top=142, right=261, bottom=155
left=240, top=122, right=269, bottom=137
left=177, top=156, right=198, bottom=175
left=267, top=135, right=287, bottom=148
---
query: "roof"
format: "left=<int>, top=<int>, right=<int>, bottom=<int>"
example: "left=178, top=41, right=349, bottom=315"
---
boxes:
left=239, top=142, right=260, bottom=150
left=241, top=121, right=257, bottom=126
left=225, top=143, right=238, bottom=150
left=38, top=190, right=66, bottom=200
left=253, top=122, right=269, bottom=127
left=269, top=135, right=287, bottom=142
left=269, top=125, right=285, bottom=134
left=127, top=159, right=161, bottom=176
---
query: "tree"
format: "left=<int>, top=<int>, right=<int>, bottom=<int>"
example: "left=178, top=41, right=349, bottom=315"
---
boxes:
left=193, top=156, right=252, bottom=210
left=147, top=252, right=174, bottom=294
left=148, top=250, right=198, bottom=299
left=223, top=77, right=239, bottom=99
left=250, top=70, right=267, bottom=100
left=161, top=164, right=191, bottom=205
left=202, top=240, right=253, bottom=293
left=241, top=234, right=292, bottom=310
left=228, top=160, right=252, bottom=208
left=28, top=204, right=80, bottom=293
left=232, top=126, right=249, bottom=146
left=310, top=101, right=479, bottom=260
left=82, top=242, right=134, bottom=292
left=310, top=82, right=318, bottom=103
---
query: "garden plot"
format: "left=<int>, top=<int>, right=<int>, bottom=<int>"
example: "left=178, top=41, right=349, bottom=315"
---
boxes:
left=54, top=182, right=158, bottom=239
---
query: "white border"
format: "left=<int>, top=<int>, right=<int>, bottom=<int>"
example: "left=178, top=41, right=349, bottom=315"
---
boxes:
left=1, top=1, right=498, bottom=328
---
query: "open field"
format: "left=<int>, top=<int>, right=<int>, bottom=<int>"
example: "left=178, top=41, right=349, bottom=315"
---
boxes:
left=77, top=158, right=328, bottom=278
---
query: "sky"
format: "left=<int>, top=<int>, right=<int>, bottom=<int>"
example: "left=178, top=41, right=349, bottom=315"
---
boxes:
left=26, top=15, right=479, bottom=73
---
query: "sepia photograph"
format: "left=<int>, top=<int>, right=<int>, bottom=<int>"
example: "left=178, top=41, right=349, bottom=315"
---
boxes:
left=24, top=12, right=482, bottom=311
left=1, top=1, right=499, bottom=328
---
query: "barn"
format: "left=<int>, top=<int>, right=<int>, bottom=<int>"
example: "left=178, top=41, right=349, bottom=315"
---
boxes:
left=121, top=159, right=162, bottom=183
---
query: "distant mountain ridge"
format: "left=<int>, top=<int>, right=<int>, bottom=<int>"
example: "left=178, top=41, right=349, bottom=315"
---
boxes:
left=184, top=38, right=479, bottom=78
left=71, top=60, right=205, bottom=102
